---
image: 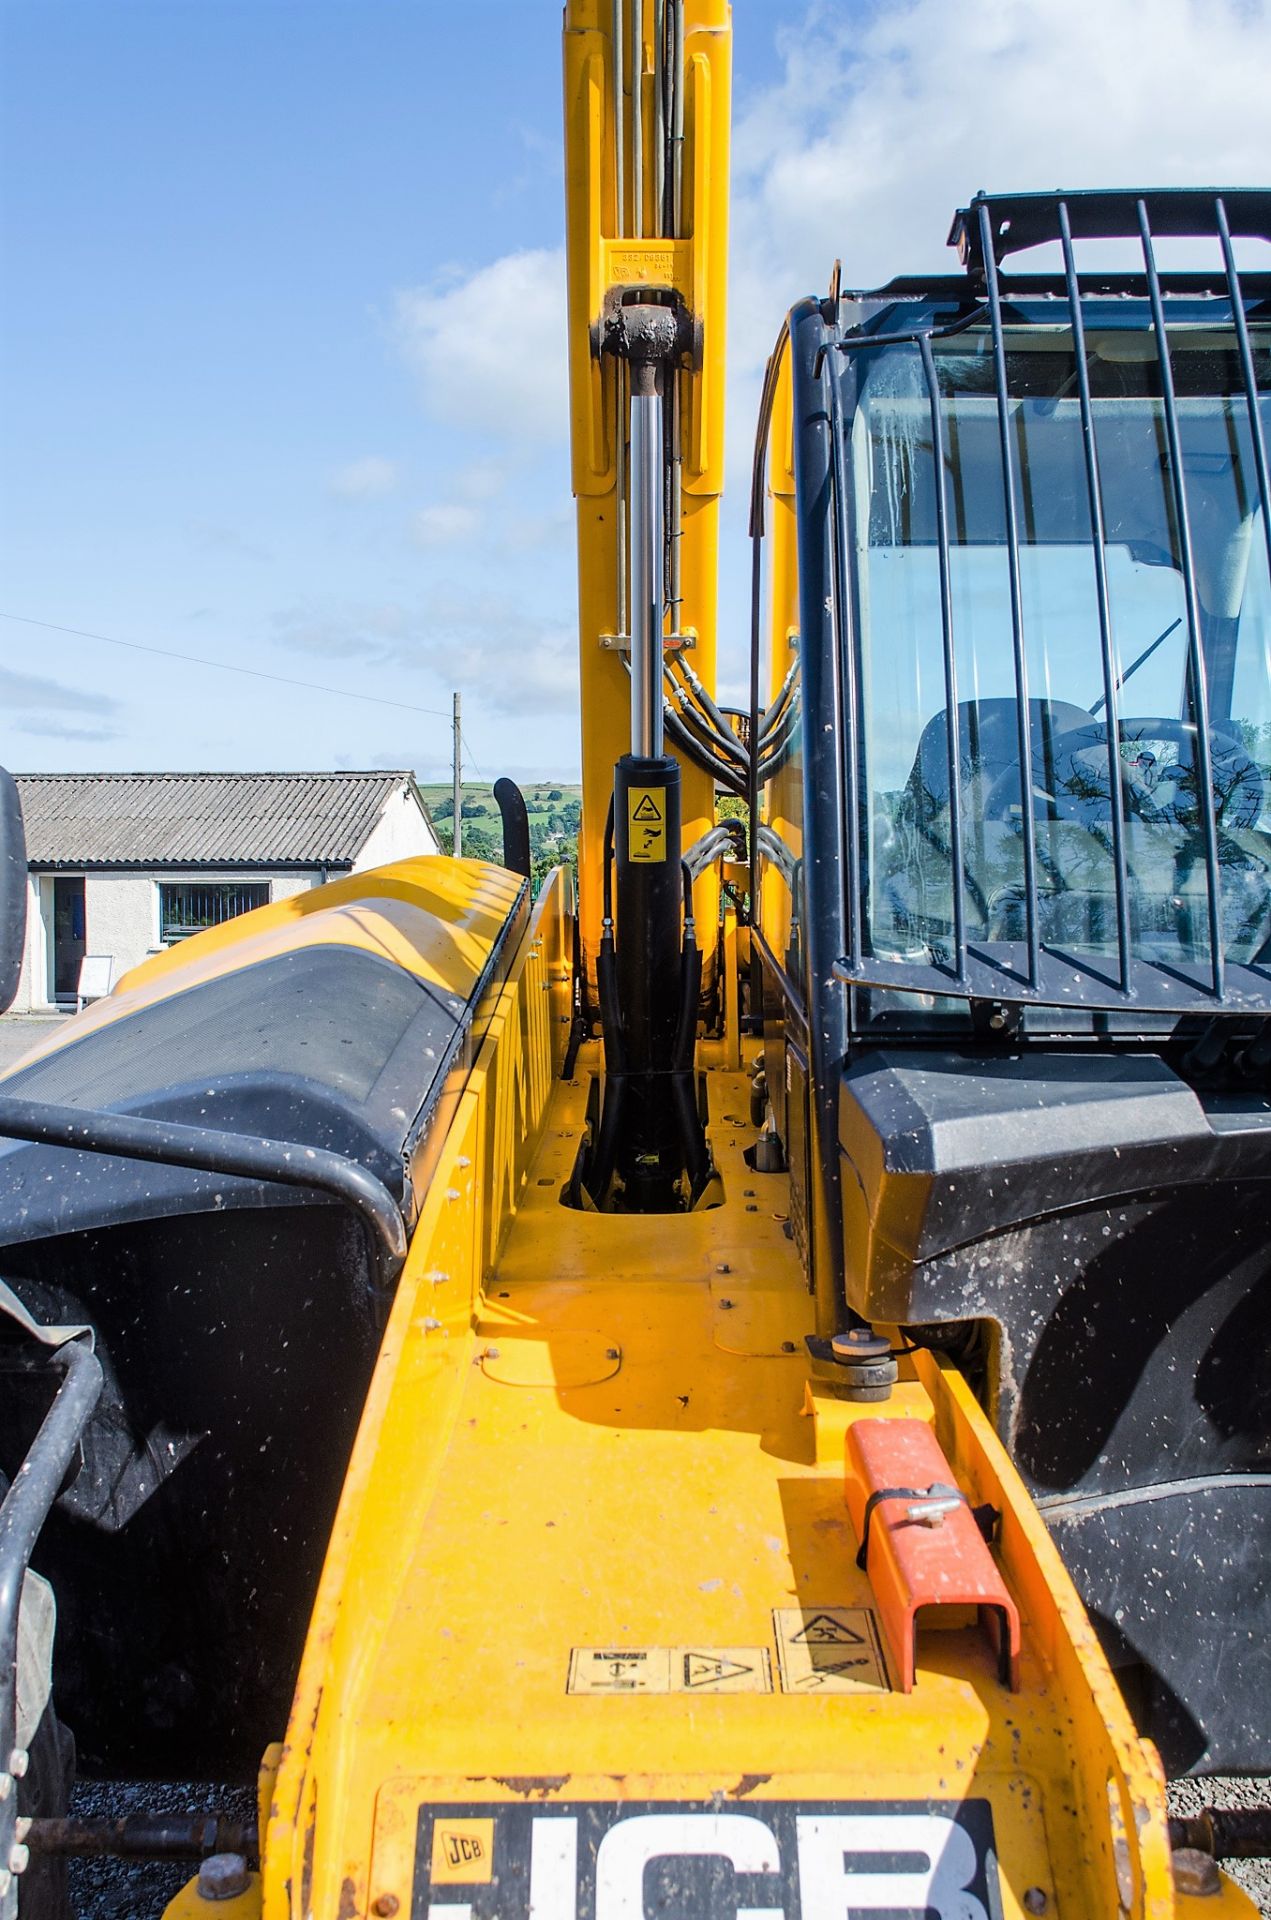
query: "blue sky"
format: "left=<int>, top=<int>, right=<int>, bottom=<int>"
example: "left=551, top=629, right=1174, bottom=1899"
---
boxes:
left=3, top=0, right=1270, bottom=783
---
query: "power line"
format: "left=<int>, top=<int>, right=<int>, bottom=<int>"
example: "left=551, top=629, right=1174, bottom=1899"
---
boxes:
left=459, top=726, right=488, bottom=781
left=0, top=610, right=457, bottom=725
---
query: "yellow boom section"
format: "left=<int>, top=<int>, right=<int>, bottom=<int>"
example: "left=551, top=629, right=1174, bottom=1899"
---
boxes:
left=564, top=0, right=730, bottom=988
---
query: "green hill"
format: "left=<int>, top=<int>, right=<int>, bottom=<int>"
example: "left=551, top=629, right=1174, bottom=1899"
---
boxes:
left=418, top=782, right=582, bottom=887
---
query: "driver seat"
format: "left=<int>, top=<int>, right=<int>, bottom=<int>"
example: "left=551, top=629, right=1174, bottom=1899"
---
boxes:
left=905, top=697, right=1094, bottom=825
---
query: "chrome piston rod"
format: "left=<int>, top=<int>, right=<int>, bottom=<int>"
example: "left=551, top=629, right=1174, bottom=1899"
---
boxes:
left=629, top=372, right=664, bottom=758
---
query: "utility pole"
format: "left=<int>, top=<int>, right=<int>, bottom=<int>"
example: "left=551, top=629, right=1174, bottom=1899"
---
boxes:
left=452, top=690, right=462, bottom=858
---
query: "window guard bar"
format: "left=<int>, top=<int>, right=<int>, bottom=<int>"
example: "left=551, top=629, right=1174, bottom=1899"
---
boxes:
left=949, top=188, right=1271, bottom=274
left=819, top=189, right=1271, bottom=1014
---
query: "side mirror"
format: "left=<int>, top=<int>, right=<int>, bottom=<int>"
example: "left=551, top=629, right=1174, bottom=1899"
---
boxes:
left=0, top=770, right=28, bottom=1014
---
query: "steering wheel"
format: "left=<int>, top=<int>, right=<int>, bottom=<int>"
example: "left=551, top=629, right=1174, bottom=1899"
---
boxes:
left=985, top=719, right=1265, bottom=831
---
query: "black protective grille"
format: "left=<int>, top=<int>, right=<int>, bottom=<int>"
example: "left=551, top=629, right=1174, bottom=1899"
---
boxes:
left=824, top=190, right=1271, bottom=1013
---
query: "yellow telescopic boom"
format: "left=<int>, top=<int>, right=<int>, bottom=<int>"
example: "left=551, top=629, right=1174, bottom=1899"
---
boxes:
left=563, top=0, right=730, bottom=990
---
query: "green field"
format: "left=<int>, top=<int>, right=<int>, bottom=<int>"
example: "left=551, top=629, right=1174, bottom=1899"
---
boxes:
left=418, top=782, right=582, bottom=884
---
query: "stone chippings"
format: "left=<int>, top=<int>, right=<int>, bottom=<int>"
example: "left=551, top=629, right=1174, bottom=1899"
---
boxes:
left=67, top=1778, right=256, bottom=1919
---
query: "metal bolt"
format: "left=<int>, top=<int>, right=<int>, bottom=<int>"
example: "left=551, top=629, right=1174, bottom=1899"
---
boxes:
left=718, top=1298, right=734, bottom=1310
left=372, top=1898, right=400, bottom=1918
left=484, top=1345, right=500, bottom=1360
left=906, top=1497, right=962, bottom=1528
left=446, top=1187, right=461, bottom=1202
left=198, top=1852, right=251, bottom=1902
left=715, top=1263, right=731, bottom=1275
left=456, top=1156, right=472, bottom=1170
left=1023, top=1891, right=1048, bottom=1915
left=781, top=1341, right=797, bottom=1353
left=7, top=1751, right=26, bottom=1780
left=605, top=1348, right=620, bottom=1361
left=1172, top=1848, right=1220, bottom=1898
left=8, top=1843, right=28, bottom=1877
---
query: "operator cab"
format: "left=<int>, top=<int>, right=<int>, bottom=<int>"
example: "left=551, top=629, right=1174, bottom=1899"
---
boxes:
left=857, top=308, right=1271, bottom=1009
left=750, top=190, right=1271, bottom=1773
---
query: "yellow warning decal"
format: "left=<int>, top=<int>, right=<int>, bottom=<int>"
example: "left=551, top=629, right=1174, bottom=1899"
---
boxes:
left=773, top=1608, right=889, bottom=1694
left=627, top=787, right=667, bottom=863
left=430, top=1817, right=495, bottom=1884
left=568, top=1646, right=771, bottom=1694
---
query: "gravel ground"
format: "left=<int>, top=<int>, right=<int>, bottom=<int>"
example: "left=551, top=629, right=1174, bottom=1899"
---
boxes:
left=65, top=1780, right=256, bottom=1919
left=1169, top=1778, right=1271, bottom=1915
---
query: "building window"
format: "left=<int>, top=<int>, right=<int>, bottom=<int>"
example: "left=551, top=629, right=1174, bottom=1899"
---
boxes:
left=158, top=881, right=269, bottom=944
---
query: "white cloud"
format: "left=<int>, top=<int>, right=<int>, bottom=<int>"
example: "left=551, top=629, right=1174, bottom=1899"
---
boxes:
left=392, top=248, right=568, bottom=443
left=729, top=0, right=1271, bottom=430
left=0, top=666, right=115, bottom=716
left=329, top=455, right=400, bottom=499
left=270, top=600, right=411, bottom=660
left=455, top=459, right=510, bottom=503
left=411, top=502, right=481, bottom=549
left=275, top=589, right=579, bottom=719
left=361, top=0, right=1271, bottom=770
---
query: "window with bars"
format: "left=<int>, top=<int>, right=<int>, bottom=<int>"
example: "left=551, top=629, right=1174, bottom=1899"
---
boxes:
left=158, top=881, right=269, bottom=943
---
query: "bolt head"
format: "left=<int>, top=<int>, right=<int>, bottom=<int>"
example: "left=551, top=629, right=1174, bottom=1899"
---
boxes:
left=1023, top=1890, right=1048, bottom=1915
left=372, top=1897, right=401, bottom=1918
left=1172, top=1848, right=1220, bottom=1898
left=830, top=1325, right=892, bottom=1363
left=8, top=1843, right=28, bottom=1876
left=198, top=1852, right=251, bottom=1902
left=8, top=1750, right=27, bottom=1780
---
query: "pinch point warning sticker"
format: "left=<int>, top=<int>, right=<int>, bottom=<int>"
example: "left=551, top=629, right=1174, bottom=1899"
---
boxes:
left=773, top=1608, right=889, bottom=1694
left=568, top=1646, right=771, bottom=1694
left=627, top=787, right=667, bottom=863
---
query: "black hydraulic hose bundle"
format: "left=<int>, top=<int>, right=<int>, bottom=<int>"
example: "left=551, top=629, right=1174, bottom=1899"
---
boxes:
left=0, top=1338, right=103, bottom=1920
left=670, top=921, right=710, bottom=1201
left=588, top=796, right=628, bottom=1205
left=585, top=767, right=715, bottom=1210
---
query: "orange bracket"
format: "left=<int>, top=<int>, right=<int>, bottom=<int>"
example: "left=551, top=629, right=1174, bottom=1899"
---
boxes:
left=845, top=1417, right=1021, bottom=1694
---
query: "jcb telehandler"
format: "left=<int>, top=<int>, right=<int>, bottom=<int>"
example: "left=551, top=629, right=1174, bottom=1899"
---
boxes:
left=0, top=4, right=1269, bottom=1914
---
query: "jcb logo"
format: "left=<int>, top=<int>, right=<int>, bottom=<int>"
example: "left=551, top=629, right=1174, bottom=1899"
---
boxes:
left=443, top=1833, right=485, bottom=1868
left=416, top=1799, right=1002, bottom=1918
left=429, top=1818, right=495, bottom=1887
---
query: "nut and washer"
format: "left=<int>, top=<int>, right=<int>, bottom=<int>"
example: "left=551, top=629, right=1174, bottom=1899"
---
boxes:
left=198, top=1852, right=251, bottom=1902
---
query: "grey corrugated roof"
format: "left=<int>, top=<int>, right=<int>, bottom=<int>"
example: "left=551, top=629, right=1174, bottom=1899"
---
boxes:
left=15, top=771, right=419, bottom=869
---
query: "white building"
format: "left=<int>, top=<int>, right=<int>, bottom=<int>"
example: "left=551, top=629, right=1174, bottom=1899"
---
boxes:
left=11, top=770, right=439, bottom=1012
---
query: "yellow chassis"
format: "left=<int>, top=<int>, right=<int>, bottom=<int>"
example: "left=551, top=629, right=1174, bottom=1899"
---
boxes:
left=153, top=867, right=1255, bottom=1919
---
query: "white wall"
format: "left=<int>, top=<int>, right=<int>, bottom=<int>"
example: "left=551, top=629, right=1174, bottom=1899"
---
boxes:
left=353, top=780, right=439, bottom=870
left=9, top=868, right=323, bottom=1012
left=5, top=784, right=437, bottom=1014
left=12, top=875, right=48, bottom=1014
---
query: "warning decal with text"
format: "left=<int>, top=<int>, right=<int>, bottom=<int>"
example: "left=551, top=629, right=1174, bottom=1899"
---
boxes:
left=773, top=1608, right=889, bottom=1694
left=567, top=1646, right=770, bottom=1694
left=627, top=787, right=667, bottom=863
